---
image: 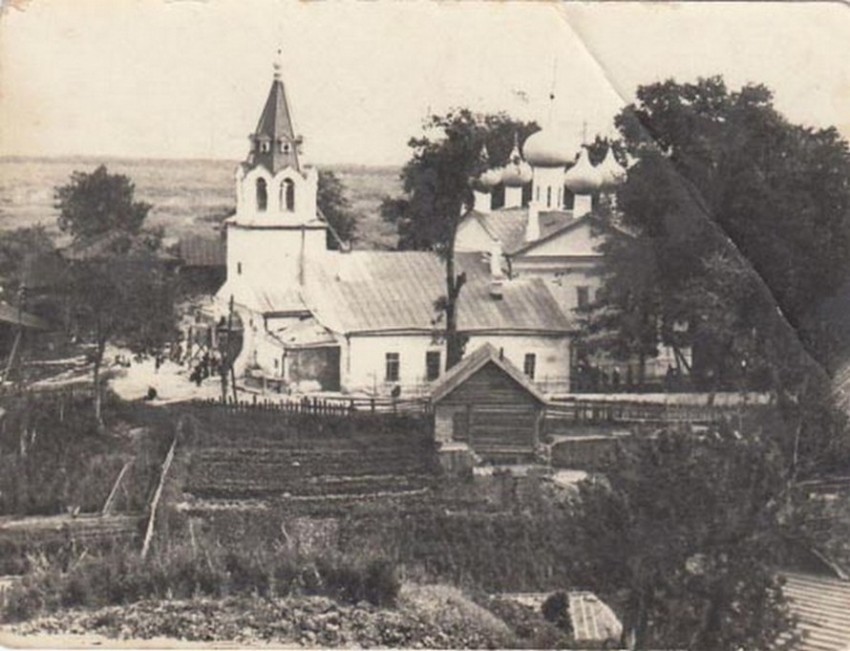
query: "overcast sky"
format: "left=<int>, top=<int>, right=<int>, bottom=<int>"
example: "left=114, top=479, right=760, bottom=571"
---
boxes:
left=1, top=1, right=849, bottom=165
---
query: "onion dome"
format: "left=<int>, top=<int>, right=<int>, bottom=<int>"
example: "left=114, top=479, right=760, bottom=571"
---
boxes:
left=523, top=126, right=580, bottom=168
left=478, top=166, right=503, bottom=189
left=597, top=147, right=627, bottom=190
left=564, top=147, right=602, bottom=194
left=500, top=138, right=532, bottom=187
left=471, top=144, right=502, bottom=189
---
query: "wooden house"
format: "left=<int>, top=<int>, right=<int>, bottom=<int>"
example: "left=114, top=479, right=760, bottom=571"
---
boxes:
left=430, top=343, right=547, bottom=462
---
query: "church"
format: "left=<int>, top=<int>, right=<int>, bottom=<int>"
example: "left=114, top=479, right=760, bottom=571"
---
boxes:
left=215, top=62, right=638, bottom=397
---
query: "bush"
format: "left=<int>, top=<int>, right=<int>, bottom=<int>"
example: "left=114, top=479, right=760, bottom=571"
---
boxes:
left=541, top=591, right=572, bottom=634
left=0, top=543, right=401, bottom=623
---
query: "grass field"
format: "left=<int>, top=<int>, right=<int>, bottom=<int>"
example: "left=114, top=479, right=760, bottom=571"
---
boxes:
left=0, top=157, right=402, bottom=249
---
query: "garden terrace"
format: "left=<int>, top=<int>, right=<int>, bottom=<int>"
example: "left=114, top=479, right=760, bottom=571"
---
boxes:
left=173, top=403, right=440, bottom=503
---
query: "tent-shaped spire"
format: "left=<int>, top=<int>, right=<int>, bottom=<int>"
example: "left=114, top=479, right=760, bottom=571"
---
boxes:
left=249, top=58, right=301, bottom=174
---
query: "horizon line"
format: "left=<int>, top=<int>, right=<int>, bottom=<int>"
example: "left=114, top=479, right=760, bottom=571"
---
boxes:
left=0, top=154, right=403, bottom=169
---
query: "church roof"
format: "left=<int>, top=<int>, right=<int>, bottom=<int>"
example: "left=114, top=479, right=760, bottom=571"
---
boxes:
left=467, top=207, right=576, bottom=254
left=308, top=251, right=572, bottom=335
left=0, top=303, right=50, bottom=330
left=251, top=76, right=301, bottom=174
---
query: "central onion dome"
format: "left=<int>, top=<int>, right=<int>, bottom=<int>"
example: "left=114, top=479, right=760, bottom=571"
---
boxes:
left=564, top=147, right=603, bottom=194
left=597, top=148, right=627, bottom=190
left=523, top=126, right=580, bottom=168
left=500, top=139, right=532, bottom=187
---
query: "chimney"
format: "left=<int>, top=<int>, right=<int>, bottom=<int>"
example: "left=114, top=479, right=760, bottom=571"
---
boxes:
left=473, top=189, right=492, bottom=214
left=335, top=244, right=353, bottom=281
left=573, top=194, right=593, bottom=218
left=490, top=240, right=504, bottom=299
left=504, top=185, right=523, bottom=209
left=525, top=201, right=541, bottom=242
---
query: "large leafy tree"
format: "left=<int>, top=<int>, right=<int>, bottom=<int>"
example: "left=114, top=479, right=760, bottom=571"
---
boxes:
left=55, top=167, right=177, bottom=423
left=317, top=169, right=357, bottom=246
left=594, top=78, right=850, bottom=380
left=381, top=110, right=537, bottom=367
left=569, top=427, right=802, bottom=650
left=584, top=77, right=850, bottom=476
left=55, top=165, right=151, bottom=239
left=0, top=226, right=55, bottom=296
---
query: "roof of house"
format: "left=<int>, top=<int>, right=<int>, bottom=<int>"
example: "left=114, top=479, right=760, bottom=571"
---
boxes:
left=467, top=207, right=582, bottom=255
left=0, top=303, right=50, bottom=330
left=308, top=251, right=572, bottom=336
left=269, top=316, right=338, bottom=349
left=430, top=342, right=548, bottom=404
left=20, top=252, right=66, bottom=289
left=222, top=279, right=309, bottom=316
left=177, top=235, right=226, bottom=268
left=782, top=572, right=850, bottom=651
left=61, top=232, right=178, bottom=263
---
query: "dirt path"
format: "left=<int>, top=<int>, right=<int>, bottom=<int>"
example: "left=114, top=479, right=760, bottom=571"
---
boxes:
left=0, top=630, right=298, bottom=649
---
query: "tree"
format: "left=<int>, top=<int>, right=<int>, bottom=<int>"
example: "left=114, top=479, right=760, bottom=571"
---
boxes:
left=382, top=110, right=537, bottom=367
left=607, top=78, right=850, bottom=373
left=55, top=168, right=177, bottom=423
left=569, top=427, right=802, bottom=650
left=0, top=226, right=55, bottom=296
left=583, top=76, right=850, bottom=475
left=382, top=111, right=538, bottom=252
left=55, top=165, right=152, bottom=239
left=317, top=169, right=358, bottom=247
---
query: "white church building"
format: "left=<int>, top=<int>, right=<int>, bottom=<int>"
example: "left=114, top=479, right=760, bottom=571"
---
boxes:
left=215, top=62, right=651, bottom=397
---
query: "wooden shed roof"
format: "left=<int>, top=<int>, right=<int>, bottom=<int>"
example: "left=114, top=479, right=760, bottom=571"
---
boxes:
left=782, top=571, right=850, bottom=651
left=430, top=343, right=548, bottom=404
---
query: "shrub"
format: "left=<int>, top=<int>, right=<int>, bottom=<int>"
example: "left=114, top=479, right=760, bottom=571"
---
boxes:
left=0, top=543, right=401, bottom=622
left=541, top=591, right=572, bottom=634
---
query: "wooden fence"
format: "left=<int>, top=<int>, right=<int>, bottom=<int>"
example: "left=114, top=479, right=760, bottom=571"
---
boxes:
left=546, top=397, right=762, bottom=425
left=192, top=394, right=432, bottom=417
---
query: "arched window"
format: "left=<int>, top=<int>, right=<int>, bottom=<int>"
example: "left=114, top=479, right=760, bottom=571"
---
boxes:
left=281, top=178, right=295, bottom=211
left=256, top=178, right=268, bottom=212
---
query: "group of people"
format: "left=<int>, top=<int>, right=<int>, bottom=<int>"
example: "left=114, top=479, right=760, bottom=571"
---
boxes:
left=188, top=352, right=224, bottom=387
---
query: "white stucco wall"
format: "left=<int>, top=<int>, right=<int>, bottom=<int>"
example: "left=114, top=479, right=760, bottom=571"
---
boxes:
left=342, top=334, right=444, bottom=396
left=341, top=332, right=571, bottom=396
left=512, top=257, right=601, bottom=313
left=532, top=167, right=567, bottom=209
left=465, top=334, right=571, bottom=394
left=226, top=225, right=327, bottom=298
left=455, top=216, right=495, bottom=253
left=525, top=220, right=604, bottom=258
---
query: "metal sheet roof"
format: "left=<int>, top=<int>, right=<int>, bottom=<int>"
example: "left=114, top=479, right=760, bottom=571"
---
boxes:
left=469, top=207, right=577, bottom=254
left=783, top=572, right=850, bottom=651
left=0, top=303, right=50, bottom=330
left=177, top=236, right=226, bottom=267
left=307, top=251, right=571, bottom=335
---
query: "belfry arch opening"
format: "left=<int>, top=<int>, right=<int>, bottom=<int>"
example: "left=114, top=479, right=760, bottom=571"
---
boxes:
left=281, top=178, right=295, bottom=212
left=256, top=178, right=268, bottom=212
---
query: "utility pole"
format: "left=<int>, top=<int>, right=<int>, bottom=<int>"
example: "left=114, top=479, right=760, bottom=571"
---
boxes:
left=219, top=295, right=238, bottom=403
left=3, top=284, right=27, bottom=386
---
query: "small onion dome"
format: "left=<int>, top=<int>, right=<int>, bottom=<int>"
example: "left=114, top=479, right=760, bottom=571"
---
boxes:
left=500, top=141, right=532, bottom=187
left=597, top=147, right=627, bottom=190
left=523, top=128, right=577, bottom=167
left=478, top=166, right=504, bottom=189
left=564, top=147, right=603, bottom=194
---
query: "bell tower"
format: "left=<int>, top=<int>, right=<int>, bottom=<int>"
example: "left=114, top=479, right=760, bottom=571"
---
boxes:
left=220, top=55, right=328, bottom=312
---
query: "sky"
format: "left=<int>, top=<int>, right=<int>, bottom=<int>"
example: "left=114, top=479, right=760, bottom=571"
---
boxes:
left=1, top=1, right=849, bottom=166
